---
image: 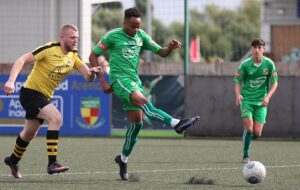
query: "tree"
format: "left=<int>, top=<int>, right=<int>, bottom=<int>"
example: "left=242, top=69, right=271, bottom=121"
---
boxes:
left=91, top=4, right=123, bottom=47
left=171, top=0, right=260, bottom=62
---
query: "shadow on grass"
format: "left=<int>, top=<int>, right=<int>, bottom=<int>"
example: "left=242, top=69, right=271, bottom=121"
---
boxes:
left=0, top=178, right=115, bottom=185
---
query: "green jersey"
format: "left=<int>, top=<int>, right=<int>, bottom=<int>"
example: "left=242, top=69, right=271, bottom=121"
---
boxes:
left=93, top=28, right=161, bottom=84
left=234, top=56, right=278, bottom=105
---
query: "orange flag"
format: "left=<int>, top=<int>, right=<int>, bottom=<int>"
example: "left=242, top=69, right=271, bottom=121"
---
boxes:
left=190, top=37, right=200, bottom=63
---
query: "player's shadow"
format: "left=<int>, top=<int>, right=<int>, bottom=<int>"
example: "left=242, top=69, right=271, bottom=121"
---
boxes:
left=0, top=178, right=115, bottom=184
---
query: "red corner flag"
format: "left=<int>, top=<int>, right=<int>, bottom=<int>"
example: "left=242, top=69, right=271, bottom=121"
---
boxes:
left=190, top=37, right=200, bottom=63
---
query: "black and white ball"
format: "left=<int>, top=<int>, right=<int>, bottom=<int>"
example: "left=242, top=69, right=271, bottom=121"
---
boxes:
left=243, top=161, right=266, bottom=184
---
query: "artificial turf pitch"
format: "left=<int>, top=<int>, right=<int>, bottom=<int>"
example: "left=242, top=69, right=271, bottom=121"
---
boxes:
left=0, top=136, right=299, bottom=190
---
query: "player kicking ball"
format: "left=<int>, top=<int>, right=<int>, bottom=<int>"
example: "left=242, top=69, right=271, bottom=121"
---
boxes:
left=89, top=7, right=200, bottom=180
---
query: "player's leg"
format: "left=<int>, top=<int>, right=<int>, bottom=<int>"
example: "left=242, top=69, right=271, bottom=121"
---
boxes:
left=115, top=110, right=143, bottom=180
left=253, top=122, right=264, bottom=139
left=131, top=90, right=200, bottom=134
left=252, top=105, right=267, bottom=139
left=143, top=113, right=152, bottom=126
left=131, top=91, right=173, bottom=123
left=114, top=78, right=200, bottom=134
left=4, top=87, right=44, bottom=178
left=242, top=118, right=253, bottom=163
left=122, top=110, right=143, bottom=158
left=38, top=103, right=69, bottom=174
left=241, top=102, right=254, bottom=163
left=4, top=119, right=41, bottom=178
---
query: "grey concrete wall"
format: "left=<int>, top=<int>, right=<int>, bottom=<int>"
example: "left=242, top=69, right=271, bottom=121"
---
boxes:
left=138, top=62, right=300, bottom=76
left=184, top=76, right=300, bottom=138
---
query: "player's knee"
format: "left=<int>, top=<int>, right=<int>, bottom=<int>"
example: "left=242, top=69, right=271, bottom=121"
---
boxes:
left=254, top=132, right=261, bottom=138
left=244, top=127, right=253, bottom=133
left=48, top=115, right=62, bottom=128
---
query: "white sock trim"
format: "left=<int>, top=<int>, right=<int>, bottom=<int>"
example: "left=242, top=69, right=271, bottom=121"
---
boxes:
left=121, top=154, right=128, bottom=163
left=171, top=118, right=180, bottom=127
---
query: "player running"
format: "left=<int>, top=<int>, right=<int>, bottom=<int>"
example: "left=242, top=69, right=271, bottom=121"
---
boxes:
left=234, top=39, right=278, bottom=163
left=3, top=24, right=101, bottom=178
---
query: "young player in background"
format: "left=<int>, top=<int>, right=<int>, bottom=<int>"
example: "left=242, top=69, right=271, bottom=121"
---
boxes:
left=234, top=39, right=278, bottom=163
left=89, top=7, right=200, bottom=180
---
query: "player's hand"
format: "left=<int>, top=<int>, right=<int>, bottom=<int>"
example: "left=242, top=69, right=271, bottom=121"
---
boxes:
left=100, top=80, right=112, bottom=94
left=235, top=94, right=243, bottom=106
left=90, top=66, right=102, bottom=74
left=168, top=39, right=182, bottom=50
left=261, top=96, right=270, bottom=106
left=4, top=81, right=15, bottom=96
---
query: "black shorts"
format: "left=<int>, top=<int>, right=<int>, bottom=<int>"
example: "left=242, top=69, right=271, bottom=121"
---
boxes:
left=20, top=87, right=50, bottom=124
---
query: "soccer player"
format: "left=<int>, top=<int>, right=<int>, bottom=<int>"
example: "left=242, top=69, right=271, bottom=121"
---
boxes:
left=234, top=39, right=278, bottom=163
left=89, top=7, right=200, bottom=180
left=3, top=24, right=101, bottom=178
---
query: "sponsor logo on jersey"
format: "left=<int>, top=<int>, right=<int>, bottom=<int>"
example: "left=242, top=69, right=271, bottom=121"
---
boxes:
left=250, top=76, right=267, bottom=88
left=49, top=64, right=71, bottom=81
left=122, top=46, right=140, bottom=59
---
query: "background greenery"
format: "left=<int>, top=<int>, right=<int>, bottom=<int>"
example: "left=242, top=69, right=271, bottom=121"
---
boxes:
left=92, top=0, right=260, bottom=63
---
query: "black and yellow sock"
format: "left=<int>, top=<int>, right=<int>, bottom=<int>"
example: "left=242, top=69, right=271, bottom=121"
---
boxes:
left=10, top=135, right=29, bottom=164
left=122, top=122, right=142, bottom=157
left=46, top=130, right=59, bottom=164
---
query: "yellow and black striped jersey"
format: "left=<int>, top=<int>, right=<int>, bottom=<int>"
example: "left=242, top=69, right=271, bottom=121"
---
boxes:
left=24, top=41, right=84, bottom=99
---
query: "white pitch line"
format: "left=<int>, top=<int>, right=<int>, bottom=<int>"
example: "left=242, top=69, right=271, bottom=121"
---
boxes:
left=0, top=164, right=299, bottom=177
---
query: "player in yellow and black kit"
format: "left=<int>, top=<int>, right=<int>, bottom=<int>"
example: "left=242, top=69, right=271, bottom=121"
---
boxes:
left=3, top=24, right=101, bottom=178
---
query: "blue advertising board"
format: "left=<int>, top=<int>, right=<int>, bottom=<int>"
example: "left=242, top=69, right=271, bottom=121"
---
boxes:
left=0, top=74, right=110, bottom=136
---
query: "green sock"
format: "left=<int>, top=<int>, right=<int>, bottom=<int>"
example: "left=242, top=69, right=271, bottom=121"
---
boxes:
left=141, top=101, right=172, bottom=125
left=242, top=130, right=253, bottom=157
left=122, top=122, right=142, bottom=157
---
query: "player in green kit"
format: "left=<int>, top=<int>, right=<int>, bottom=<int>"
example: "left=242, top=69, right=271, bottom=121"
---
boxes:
left=89, top=7, right=200, bottom=180
left=234, top=39, right=278, bottom=163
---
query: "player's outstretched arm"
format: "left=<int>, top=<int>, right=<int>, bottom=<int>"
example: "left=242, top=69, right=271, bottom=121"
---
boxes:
left=4, top=52, right=35, bottom=95
left=157, top=39, right=182, bottom=58
left=76, top=63, right=101, bottom=82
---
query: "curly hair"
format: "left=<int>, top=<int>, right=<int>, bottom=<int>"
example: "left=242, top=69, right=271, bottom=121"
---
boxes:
left=124, top=7, right=142, bottom=20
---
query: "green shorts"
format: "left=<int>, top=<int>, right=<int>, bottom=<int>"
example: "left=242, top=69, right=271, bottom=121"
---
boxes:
left=112, top=78, right=143, bottom=111
left=240, top=101, right=267, bottom=123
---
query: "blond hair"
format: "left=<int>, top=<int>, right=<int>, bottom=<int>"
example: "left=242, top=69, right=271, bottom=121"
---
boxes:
left=60, top=24, right=78, bottom=36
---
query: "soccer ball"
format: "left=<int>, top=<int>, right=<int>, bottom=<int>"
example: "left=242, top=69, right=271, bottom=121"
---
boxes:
left=242, top=161, right=266, bottom=184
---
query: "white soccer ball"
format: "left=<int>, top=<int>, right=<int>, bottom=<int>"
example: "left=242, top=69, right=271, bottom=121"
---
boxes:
left=242, top=161, right=266, bottom=184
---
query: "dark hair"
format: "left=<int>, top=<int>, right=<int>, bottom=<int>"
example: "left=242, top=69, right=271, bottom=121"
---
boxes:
left=251, top=39, right=265, bottom=47
left=124, top=7, right=142, bottom=19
